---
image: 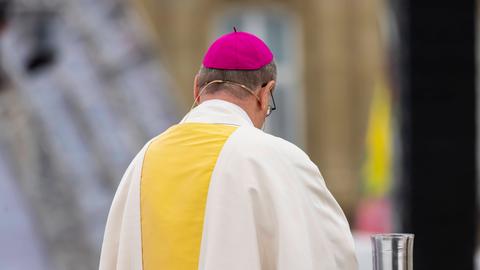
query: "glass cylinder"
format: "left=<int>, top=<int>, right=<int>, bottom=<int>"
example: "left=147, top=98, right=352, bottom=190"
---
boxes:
left=371, top=233, right=414, bottom=270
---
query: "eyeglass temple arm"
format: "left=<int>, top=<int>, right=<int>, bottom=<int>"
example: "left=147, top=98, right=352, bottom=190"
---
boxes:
left=270, top=91, right=277, bottom=110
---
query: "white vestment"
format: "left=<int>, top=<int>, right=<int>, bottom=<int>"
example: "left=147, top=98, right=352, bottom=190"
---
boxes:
left=99, top=99, right=358, bottom=270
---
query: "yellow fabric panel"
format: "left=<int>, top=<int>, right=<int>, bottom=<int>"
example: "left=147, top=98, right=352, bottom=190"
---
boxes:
left=141, top=123, right=237, bottom=270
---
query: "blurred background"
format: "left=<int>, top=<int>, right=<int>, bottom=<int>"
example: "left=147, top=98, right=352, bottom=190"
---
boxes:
left=0, top=0, right=476, bottom=269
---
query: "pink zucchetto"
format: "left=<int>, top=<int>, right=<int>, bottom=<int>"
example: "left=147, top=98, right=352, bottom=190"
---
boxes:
left=202, top=29, right=274, bottom=70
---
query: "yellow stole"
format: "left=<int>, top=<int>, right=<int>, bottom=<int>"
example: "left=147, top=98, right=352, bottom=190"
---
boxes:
left=141, top=123, right=237, bottom=270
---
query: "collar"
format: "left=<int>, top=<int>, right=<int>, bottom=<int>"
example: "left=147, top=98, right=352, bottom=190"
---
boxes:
left=180, top=99, right=255, bottom=127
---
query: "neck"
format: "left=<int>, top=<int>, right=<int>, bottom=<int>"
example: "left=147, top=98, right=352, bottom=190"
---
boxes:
left=199, top=93, right=261, bottom=128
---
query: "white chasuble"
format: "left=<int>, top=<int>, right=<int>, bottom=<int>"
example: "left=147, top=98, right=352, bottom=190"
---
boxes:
left=99, top=99, right=358, bottom=270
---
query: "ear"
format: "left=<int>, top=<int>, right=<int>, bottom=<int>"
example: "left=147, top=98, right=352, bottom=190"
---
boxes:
left=193, top=74, right=200, bottom=102
left=260, top=80, right=276, bottom=110
left=266, top=80, right=276, bottom=93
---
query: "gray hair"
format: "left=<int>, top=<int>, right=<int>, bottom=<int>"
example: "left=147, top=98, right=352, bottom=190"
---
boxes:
left=196, top=61, right=277, bottom=99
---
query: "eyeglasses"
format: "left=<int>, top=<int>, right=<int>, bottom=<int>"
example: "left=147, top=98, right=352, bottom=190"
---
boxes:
left=200, top=79, right=277, bottom=117
left=266, top=84, right=276, bottom=117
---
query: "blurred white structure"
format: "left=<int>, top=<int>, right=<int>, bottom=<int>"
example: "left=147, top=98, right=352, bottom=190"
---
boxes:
left=0, top=0, right=180, bottom=269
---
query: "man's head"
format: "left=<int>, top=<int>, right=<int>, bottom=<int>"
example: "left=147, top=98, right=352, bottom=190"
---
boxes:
left=193, top=30, right=277, bottom=128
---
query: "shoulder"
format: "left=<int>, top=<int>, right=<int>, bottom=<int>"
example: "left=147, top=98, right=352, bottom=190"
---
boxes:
left=226, top=125, right=314, bottom=167
left=217, top=125, right=327, bottom=197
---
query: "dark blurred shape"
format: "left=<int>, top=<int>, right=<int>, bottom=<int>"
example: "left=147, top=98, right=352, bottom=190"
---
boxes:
left=0, top=67, right=7, bottom=90
left=24, top=14, right=56, bottom=74
left=397, top=0, right=476, bottom=269
left=0, top=0, right=9, bottom=88
left=0, top=0, right=9, bottom=33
